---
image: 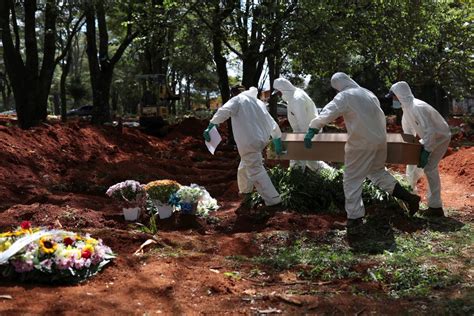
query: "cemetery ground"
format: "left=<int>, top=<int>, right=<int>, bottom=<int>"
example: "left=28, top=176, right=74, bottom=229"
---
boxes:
left=0, top=116, right=472, bottom=315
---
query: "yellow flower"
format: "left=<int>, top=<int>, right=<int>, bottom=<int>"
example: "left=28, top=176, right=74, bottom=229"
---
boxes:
left=145, top=180, right=181, bottom=201
left=61, top=247, right=81, bottom=260
left=145, top=179, right=180, bottom=189
left=0, top=232, right=14, bottom=238
left=85, top=238, right=98, bottom=246
left=39, top=237, right=57, bottom=254
left=0, top=240, right=12, bottom=252
left=81, top=244, right=94, bottom=259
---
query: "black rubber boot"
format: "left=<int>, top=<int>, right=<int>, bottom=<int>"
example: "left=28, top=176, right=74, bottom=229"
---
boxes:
left=392, top=183, right=421, bottom=216
left=236, top=193, right=254, bottom=215
left=346, top=217, right=364, bottom=236
left=423, top=207, right=445, bottom=217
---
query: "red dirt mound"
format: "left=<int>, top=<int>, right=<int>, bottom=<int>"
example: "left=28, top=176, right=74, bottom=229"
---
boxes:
left=439, top=146, right=473, bottom=188
left=0, top=119, right=239, bottom=210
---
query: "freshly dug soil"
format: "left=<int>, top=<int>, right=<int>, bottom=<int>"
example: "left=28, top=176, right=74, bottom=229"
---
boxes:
left=0, top=116, right=471, bottom=314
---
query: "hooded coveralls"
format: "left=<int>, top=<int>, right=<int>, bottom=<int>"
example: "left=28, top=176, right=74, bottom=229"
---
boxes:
left=210, top=92, right=282, bottom=206
left=273, top=78, right=332, bottom=172
left=390, top=82, right=451, bottom=209
left=309, top=72, right=398, bottom=219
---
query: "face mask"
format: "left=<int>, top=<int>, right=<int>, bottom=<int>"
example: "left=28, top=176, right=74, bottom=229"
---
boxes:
left=392, top=100, right=401, bottom=109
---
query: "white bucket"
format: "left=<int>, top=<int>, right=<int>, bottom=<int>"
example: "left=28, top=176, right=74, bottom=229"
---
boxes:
left=122, top=206, right=141, bottom=221
left=153, top=201, right=174, bottom=219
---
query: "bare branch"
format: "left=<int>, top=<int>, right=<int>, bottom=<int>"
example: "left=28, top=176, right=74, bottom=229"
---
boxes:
left=54, top=14, right=86, bottom=65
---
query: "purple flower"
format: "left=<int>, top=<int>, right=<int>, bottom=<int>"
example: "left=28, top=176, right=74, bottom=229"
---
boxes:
left=11, top=259, right=34, bottom=273
left=55, top=258, right=73, bottom=270
left=40, top=258, right=53, bottom=271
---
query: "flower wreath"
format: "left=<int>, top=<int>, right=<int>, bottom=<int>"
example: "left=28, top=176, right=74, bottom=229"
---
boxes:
left=0, top=221, right=115, bottom=284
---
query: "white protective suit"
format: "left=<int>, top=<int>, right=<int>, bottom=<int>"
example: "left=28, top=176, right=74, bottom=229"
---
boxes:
left=242, top=87, right=267, bottom=111
left=309, top=72, right=398, bottom=219
left=210, top=92, right=282, bottom=206
left=390, top=81, right=451, bottom=208
left=273, top=78, right=333, bottom=172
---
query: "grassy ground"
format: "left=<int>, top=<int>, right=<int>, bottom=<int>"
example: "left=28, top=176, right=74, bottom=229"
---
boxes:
left=222, top=210, right=473, bottom=314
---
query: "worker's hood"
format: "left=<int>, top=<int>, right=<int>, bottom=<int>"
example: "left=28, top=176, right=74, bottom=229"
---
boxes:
left=330, top=72, right=359, bottom=92
left=242, top=87, right=258, bottom=98
left=389, top=81, right=415, bottom=107
left=273, top=78, right=296, bottom=102
left=273, top=78, right=296, bottom=93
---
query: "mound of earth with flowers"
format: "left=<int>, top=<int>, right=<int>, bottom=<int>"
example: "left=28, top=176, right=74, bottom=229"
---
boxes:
left=0, top=221, right=115, bottom=284
left=0, top=116, right=471, bottom=314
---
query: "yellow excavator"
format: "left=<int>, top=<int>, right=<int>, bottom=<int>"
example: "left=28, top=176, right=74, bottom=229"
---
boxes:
left=136, top=74, right=180, bottom=135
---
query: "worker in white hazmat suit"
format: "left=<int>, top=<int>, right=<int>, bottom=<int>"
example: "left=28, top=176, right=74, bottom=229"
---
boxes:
left=394, top=97, right=425, bottom=193
left=273, top=78, right=333, bottom=172
left=387, top=82, right=451, bottom=217
left=304, top=72, right=420, bottom=227
left=242, top=87, right=267, bottom=111
left=204, top=86, right=282, bottom=206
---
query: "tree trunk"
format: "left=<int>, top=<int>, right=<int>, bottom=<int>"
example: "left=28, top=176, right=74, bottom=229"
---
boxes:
left=52, top=93, right=60, bottom=116
left=267, top=43, right=283, bottom=121
left=185, top=75, right=191, bottom=110
left=60, top=51, right=72, bottom=122
left=436, top=85, right=449, bottom=118
left=0, top=72, right=11, bottom=110
left=111, top=84, right=119, bottom=115
left=241, top=51, right=262, bottom=89
left=53, top=92, right=60, bottom=115
left=206, top=91, right=210, bottom=109
left=212, top=33, right=234, bottom=145
left=85, top=1, right=136, bottom=125
left=0, top=0, right=57, bottom=129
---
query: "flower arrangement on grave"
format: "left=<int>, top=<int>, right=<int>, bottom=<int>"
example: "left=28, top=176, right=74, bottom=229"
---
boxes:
left=0, top=221, right=115, bottom=284
left=144, top=180, right=181, bottom=204
left=106, top=180, right=146, bottom=206
left=171, top=184, right=219, bottom=216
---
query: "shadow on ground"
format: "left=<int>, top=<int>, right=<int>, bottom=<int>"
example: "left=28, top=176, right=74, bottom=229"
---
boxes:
left=347, top=205, right=466, bottom=254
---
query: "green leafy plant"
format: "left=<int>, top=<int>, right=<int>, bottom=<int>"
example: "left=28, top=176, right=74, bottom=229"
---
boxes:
left=250, top=166, right=410, bottom=212
left=136, top=214, right=159, bottom=234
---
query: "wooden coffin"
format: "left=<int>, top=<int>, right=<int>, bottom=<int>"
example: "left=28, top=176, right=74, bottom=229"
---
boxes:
left=269, top=133, right=421, bottom=164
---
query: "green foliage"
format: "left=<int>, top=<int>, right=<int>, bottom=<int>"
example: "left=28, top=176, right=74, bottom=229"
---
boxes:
left=253, top=224, right=472, bottom=298
left=68, top=76, right=87, bottom=103
left=369, top=228, right=472, bottom=298
left=254, top=167, right=339, bottom=211
left=223, top=271, right=242, bottom=281
left=251, top=166, right=408, bottom=212
left=135, top=214, right=159, bottom=235
left=255, top=239, right=358, bottom=281
left=290, top=2, right=473, bottom=104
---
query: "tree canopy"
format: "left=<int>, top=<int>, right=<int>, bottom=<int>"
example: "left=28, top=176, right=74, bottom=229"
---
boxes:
left=0, top=0, right=472, bottom=127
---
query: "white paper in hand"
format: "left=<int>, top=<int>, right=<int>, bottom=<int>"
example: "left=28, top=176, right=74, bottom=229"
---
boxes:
left=205, top=127, right=222, bottom=155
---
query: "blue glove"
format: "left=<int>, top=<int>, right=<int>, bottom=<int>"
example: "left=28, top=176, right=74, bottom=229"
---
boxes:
left=418, top=147, right=430, bottom=168
left=272, top=138, right=283, bottom=155
left=304, top=128, right=319, bottom=149
left=203, top=123, right=217, bottom=142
